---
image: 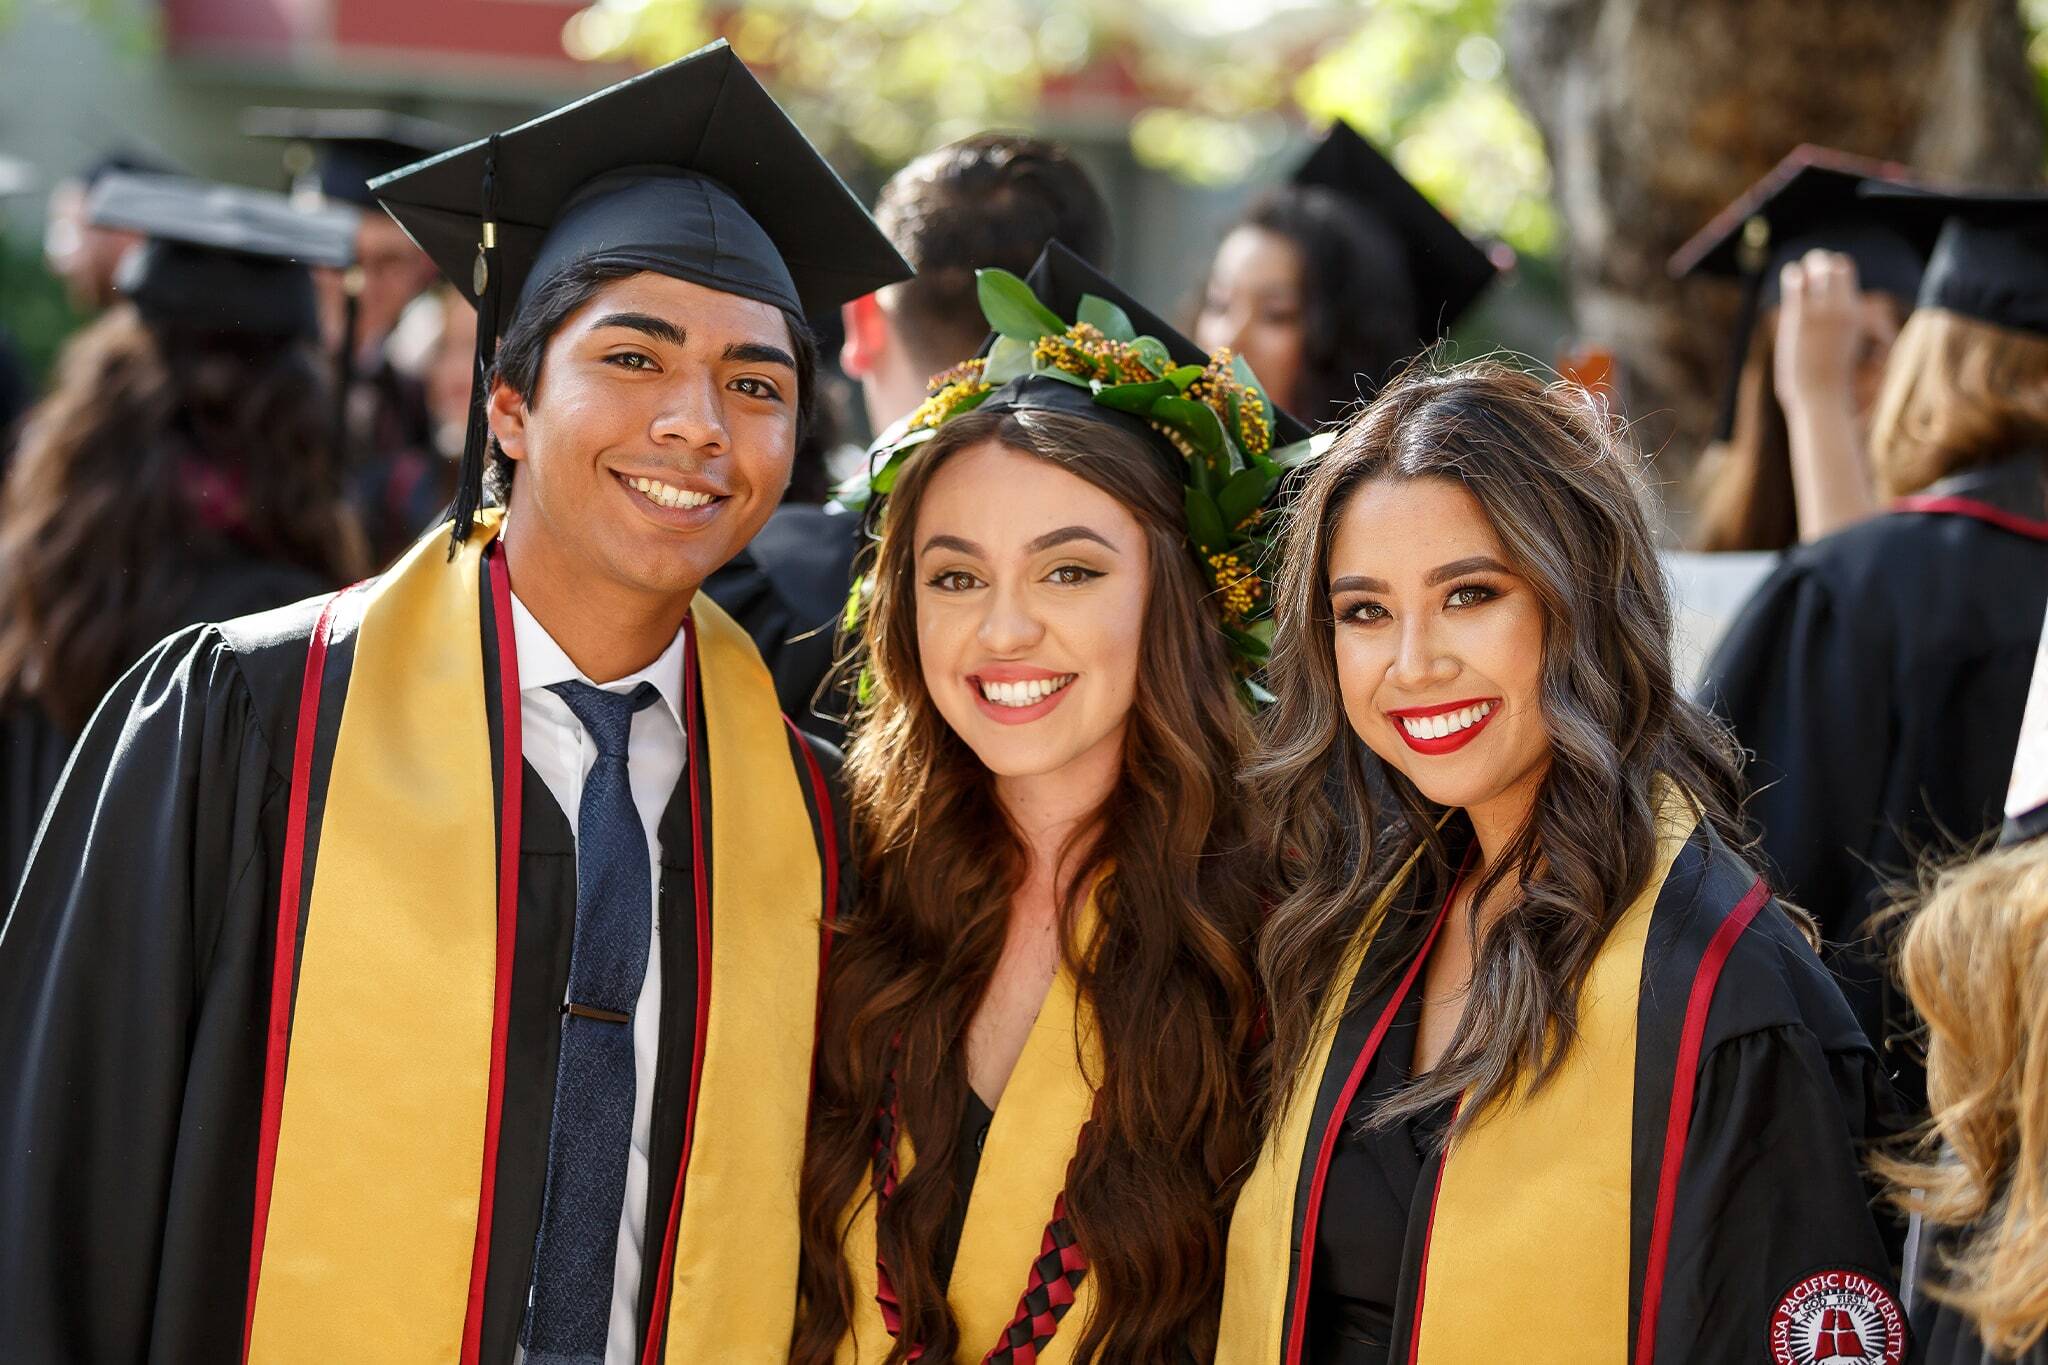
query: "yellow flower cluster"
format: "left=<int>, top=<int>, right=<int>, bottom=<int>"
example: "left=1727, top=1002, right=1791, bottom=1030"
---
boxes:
left=1032, top=323, right=1157, bottom=386
left=1207, top=550, right=1263, bottom=625
left=908, top=358, right=991, bottom=432
left=1184, top=347, right=1273, bottom=459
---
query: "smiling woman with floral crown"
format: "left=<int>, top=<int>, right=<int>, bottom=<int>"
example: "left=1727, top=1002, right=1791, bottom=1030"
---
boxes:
left=793, top=242, right=1312, bottom=1365
left=1220, top=358, right=1908, bottom=1365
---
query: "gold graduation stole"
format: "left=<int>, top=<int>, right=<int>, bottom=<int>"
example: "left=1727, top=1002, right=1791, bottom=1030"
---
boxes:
left=1217, top=787, right=1702, bottom=1365
left=837, top=895, right=1106, bottom=1365
left=243, top=512, right=826, bottom=1363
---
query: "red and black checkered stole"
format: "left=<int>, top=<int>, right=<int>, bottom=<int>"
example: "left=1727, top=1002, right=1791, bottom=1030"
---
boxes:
left=836, top=895, right=1104, bottom=1365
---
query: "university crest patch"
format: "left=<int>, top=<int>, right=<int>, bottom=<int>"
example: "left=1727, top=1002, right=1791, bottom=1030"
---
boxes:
left=1767, top=1268, right=1907, bottom=1365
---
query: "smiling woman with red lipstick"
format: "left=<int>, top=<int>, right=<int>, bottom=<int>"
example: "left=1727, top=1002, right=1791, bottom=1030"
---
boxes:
left=1218, top=359, right=1908, bottom=1365
left=794, top=246, right=1308, bottom=1365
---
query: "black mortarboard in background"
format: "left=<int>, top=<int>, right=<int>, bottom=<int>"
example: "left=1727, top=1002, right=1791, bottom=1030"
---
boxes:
left=1670, top=146, right=1936, bottom=440
left=87, top=172, right=357, bottom=338
left=1292, top=121, right=1500, bottom=345
left=371, top=39, right=912, bottom=547
left=975, top=240, right=1312, bottom=458
left=243, top=107, right=462, bottom=210
left=1859, top=184, right=2048, bottom=338
left=78, top=148, right=178, bottom=189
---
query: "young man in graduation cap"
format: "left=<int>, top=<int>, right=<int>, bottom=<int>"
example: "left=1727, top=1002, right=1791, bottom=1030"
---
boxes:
left=0, top=41, right=907, bottom=1365
left=1705, top=186, right=2048, bottom=1108
left=1195, top=120, right=1500, bottom=426
left=247, top=107, right=463, bottom=560
left=1670, top=145, right=1936, bottom=550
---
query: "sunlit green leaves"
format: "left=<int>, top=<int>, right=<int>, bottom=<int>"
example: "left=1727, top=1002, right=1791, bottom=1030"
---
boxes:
left=978, top=267, right=1065, bottom=341
left=1076, top=291, right=1136, bottom=342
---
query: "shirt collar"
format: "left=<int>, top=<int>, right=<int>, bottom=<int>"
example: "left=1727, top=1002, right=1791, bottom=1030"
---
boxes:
left=508, top=590, right=688, bottom=734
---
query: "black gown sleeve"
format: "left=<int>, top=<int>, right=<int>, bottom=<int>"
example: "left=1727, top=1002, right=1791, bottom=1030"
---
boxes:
left=1651, top=1025, right=1905, bottom=1361
left=1702, top=559, right=1896, bottom=943
left=0, top=625, right=286, bottom=1363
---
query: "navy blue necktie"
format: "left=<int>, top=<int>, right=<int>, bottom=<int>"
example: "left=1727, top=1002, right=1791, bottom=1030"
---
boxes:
left=522, top=679, right=663, bottom=1365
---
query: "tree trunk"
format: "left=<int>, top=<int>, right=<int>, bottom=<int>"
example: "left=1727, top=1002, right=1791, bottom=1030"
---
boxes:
left=1503, top=0, right=2043, bottom=509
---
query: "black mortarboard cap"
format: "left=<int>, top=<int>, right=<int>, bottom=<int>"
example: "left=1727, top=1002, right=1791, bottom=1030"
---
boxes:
left=977, top=241, right=1311, bottom=453
left=1292, top=121, right=1499, bottom=343
left=370, top=39, right=911, bottom=550
left=243, top=107, right=462, bottom=210
left=87, top=171, right=357, bottom=338
left=1670, top=146, right=1937, bottom=440
left=1859, top=184, right=2048, bottom=338
left=79, top=147, right=177, bottom=189
left=371, top=40, right=910, bottom=323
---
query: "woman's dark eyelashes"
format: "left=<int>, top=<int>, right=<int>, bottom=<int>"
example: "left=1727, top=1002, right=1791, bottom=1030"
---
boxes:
left=1446, top=581, right=1503, bottom=608
left=925, top=569, right=980, bottom=592
left=1335, top=597, right=1387, bottom=623
left=1047, top=564, right=1105, bottom=585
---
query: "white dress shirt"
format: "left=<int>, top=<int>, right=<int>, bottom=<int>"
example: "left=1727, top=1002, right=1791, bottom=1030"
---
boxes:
left=511, top=591, right=689, bottom=1365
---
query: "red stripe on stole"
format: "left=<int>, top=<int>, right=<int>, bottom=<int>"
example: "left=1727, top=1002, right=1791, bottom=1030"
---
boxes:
left=461, top=543, right=525, bottom=1363
left=1890, top=493, right=2048, bottom=541
left=1632, top=875, right=1770, bottom=1365
left=640, top=616, right=713, bottom=1365
left=789, top=719, right=840, bottom=963
left=1283, top=860, right=1468, bottom=1365
left=243, top=587, right=347, bottom=1362
left=786, top=715, right=840, bottom=1011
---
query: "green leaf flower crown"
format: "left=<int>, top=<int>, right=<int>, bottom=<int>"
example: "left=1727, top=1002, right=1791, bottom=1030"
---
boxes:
left=837, top=267, right=1321, bottom=698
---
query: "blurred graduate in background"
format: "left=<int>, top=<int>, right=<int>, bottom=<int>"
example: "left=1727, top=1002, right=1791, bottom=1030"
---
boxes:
left=1672, top=146, right=1934, bottom=553
left=0, top=173, right=367, bottom=896
left=1880, top=601, right=2048, bottom=1364
left=1194, top=121, right=1499, bottom=429
left=247, top=107, right=460, bottom=563
left=1705, top=187, right=2048, bottom=1106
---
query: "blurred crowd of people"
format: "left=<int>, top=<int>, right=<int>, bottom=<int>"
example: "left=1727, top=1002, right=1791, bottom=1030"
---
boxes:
left=0, top=52, right=2046, bottom=1362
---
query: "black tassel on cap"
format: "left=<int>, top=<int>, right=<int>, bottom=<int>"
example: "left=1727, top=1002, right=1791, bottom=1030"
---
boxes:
left=449, top=132, right=502, bottom=557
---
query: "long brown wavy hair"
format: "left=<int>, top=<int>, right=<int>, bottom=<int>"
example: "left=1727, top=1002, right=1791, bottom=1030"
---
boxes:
left=1877, top=837, right=2048, bottom=1356
left=1249, top=358, right=1750, bottom=1131
left=1868, top=306, right=2048, bottom=498
left=0, top=305, right=365, bottom=732
left=794, top=406, right=1261, bottom=1364
left=1690, top=317, right=1799, bottom=551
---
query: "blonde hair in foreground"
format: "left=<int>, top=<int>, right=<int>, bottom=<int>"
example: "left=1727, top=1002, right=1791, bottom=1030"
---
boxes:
left=1867, top=307, right=2048, bottom=499
left=1879, top=836, right=2048, bottom=1356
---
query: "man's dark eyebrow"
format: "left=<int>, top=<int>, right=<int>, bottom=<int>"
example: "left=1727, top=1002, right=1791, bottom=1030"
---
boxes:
left=589, top=312, right=687, bottom=348
left=1424, top=555, right=1511, bottom=587
left=921, top=533, right=983, bottom=558
left=1025, top=526, right=1117, bottom=555
left=723, top=341, right=797, bottom=371
left=1329, top=575, right=1388, bottom=595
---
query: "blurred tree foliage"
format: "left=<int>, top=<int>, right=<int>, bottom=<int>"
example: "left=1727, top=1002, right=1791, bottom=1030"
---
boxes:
left=568, top=0, right=2048, bottom=263
left=562, top=0, right=1555, bottom=253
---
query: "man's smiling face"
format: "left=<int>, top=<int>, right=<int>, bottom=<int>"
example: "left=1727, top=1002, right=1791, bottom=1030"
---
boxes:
left=489, top=270, right=801, bottom=601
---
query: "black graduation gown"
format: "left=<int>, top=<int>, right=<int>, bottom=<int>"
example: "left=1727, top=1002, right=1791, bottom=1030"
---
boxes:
left=702, top=502, right=861, bottom=747
left=0, top=551, right=331, bottom=901
left=1908, top=1215, right=2048, bottom=1365
left=1276, top=819, right=1903, bottom=1363
left=0, top=562, right=854, bottom=1363
left=1702, top=450, right=2048, bottom=1088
